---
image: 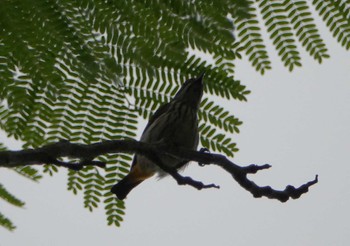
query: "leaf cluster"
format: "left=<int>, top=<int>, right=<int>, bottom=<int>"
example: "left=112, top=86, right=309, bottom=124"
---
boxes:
left=0, top=143, right=42, bottom=230
left=0, top=0, right=249, bottom=228
left=233, top=0, right=338, bottom=73
left=0, top=0, right=349, bottom=228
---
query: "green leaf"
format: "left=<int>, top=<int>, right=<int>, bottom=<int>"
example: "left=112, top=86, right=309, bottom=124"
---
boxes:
left=0, top=212, right=16, bottom=231
left=0, top=184, right=25, bottom=207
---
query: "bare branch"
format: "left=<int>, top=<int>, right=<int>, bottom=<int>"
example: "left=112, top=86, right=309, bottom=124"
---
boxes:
left=0, top=139, right=318, bottom=202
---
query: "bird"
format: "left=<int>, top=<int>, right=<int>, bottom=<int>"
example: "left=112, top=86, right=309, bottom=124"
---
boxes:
left=111, top=73, right=204, bottom=200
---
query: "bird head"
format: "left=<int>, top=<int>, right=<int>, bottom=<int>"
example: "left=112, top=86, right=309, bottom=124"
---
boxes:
left=173, top=73, right=204, bottom=110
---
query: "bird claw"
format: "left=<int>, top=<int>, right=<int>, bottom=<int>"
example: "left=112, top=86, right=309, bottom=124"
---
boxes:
left=198, top=147, right=210, bottom=166
left=199, top=147, right=210, bottom=153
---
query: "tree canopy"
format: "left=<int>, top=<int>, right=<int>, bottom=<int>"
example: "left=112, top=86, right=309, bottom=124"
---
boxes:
left=0, top=0, right=349, bottom=230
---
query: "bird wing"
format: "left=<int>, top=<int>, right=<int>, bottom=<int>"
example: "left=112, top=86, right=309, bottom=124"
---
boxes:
left=130, top=102, right=171, bottom=168
left=143, top=102, right=171, bottom=133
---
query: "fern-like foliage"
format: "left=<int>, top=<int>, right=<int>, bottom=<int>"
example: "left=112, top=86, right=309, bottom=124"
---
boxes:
left=0, top=184, right=25, bottom=208
left=0, top=142, right=41, bottom=230
left=234, top=0, right=332, bottom=73
left=0, top=212, right=16, bottom=231
left=258, top=0, right=302, bottom=71
left=284, top=0, right=329, bottom=63
left=1, top=0, right=350, bottom=228
left=234, top=0, right=272, bottom=74
left=313, top=0, right=350, bottom=49
left=0, top=0, right=250, bottom=227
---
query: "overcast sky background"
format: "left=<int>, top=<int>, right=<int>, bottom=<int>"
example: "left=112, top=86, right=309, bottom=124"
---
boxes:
left=1, top=16, right=350, bottom=246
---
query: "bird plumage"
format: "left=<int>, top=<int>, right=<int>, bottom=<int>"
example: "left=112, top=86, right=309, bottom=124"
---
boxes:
left=111, top=74, right=204, bottom=200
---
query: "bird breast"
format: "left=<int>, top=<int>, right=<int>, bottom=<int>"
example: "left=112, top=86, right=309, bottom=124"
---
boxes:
left=138, top=102, right=199, bottom=176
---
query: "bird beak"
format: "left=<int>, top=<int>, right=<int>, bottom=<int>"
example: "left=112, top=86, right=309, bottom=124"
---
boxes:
left=197, top=72, right=205, bottom=82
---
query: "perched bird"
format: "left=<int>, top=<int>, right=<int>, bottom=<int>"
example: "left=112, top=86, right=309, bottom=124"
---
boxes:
left=111, top=74, right=204, bottom=200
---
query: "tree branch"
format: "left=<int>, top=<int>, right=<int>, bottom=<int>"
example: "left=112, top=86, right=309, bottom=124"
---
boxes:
left=0, top=139, right=318, bottom=202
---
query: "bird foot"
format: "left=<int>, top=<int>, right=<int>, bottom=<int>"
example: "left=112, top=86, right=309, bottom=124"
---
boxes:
left=198, top=147, right=210, bottom=166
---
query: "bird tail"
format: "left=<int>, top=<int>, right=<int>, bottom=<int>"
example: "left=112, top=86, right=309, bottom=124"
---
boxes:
left=111, top=175, right=143, bottom=200
left=111, top=165, right=154, bottom=200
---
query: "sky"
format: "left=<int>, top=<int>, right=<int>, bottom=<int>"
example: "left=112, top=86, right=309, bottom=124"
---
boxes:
left=1, top=18, right=350, bottom=246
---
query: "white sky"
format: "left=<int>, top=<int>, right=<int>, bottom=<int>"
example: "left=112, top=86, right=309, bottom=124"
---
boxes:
left=1, top=20, right=350, bottom=246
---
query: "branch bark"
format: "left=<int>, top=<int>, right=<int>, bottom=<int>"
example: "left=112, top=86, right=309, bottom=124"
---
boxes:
left=0, top=139, right=318, bottom=202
